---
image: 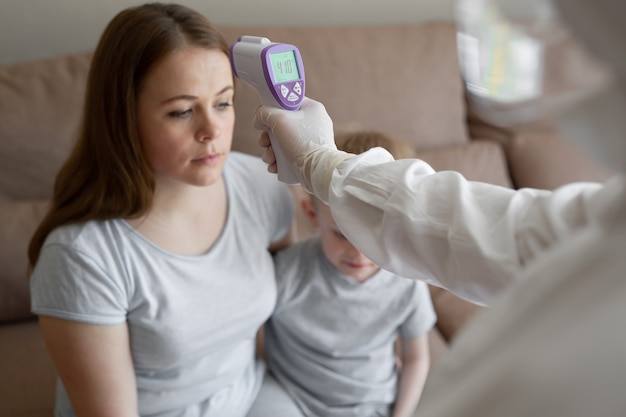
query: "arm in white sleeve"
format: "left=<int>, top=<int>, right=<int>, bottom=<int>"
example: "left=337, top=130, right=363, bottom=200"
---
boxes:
left=253, top=97, right=612, bottom=304
left=326, top=147, right=611, bottom=305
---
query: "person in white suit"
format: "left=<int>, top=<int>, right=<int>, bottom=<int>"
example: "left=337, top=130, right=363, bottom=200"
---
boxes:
left=252, top=0, right=626, bottom=415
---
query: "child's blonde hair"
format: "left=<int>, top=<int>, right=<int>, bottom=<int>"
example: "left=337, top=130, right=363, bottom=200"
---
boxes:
left=334, top=130, right=415, bottom=159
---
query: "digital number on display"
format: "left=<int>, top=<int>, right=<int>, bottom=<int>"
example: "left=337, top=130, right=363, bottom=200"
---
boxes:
left=270, top=51, right=300, bottom=83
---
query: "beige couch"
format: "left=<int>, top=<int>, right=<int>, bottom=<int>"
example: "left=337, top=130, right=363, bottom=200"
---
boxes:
left=0, top=22, right=611, bottom=416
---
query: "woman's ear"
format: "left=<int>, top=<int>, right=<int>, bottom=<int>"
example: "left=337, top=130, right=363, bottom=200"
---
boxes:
left=300, top=197, right=318, bottom=228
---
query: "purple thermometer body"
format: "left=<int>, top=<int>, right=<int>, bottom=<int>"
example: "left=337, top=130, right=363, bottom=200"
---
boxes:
left=230, top=36, right=305, bottom=184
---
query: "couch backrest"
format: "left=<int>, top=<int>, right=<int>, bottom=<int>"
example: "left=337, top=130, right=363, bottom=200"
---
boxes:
left=0, top=22, right=467, bottom=202
left=0, top=52, right=92, bottom=201
left=220, top=22, right=469, bottom=157
left=0, top=22, right=469, bottom=323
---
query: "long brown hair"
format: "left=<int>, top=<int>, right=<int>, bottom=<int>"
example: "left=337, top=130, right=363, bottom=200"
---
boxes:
left=28, top=3, right=231, bottom=267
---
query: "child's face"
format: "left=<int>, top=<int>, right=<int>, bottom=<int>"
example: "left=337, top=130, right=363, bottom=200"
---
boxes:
left=306, top=199, right=380, bottom=283
left=137, top=46, right=235, bottom=189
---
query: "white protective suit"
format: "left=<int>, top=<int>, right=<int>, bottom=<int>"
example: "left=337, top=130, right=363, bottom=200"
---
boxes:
left=329, top=148, right=626, bottom=417
left=254, top=0, right=626, bottom=415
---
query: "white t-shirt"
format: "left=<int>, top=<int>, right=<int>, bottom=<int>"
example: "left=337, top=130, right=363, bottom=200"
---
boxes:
left=30, top=152, right=294, bottom=417
left=265, top=237, right=436, bottom=417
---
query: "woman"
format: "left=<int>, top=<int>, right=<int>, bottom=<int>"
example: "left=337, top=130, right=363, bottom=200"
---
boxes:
left=28, top=3, right=301, bottom=416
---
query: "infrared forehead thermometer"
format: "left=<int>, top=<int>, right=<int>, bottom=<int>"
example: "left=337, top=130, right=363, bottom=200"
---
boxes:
left=230, top=36, right=305, bottom=184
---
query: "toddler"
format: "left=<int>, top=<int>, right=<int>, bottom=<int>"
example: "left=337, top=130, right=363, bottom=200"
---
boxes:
left=265, top=130, right=437, bottom=417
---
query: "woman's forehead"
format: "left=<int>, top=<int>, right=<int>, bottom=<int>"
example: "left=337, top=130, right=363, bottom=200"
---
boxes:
left=140, top=47, right=232, bottom=99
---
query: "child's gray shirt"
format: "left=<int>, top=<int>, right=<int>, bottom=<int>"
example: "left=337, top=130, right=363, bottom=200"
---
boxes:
left=265, top=237, right=437, bottom=417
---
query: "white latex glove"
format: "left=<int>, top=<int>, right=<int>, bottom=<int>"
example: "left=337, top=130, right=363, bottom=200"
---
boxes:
left=254, top=97, right=354, bottom=203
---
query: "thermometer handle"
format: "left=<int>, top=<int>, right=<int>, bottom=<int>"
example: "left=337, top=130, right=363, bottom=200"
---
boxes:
left=260, top=93, right=299, bottom=184
left=268, top=131, right=299, bottom=184
left=257, top=90, right=300, bottom=184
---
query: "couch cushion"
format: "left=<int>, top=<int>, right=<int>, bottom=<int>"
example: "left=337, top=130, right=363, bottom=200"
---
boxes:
left=0, top=52, right=92, bottom=201
left=417, top=139, right=512, bottom=188
left=219, top=23, right=470, bottom=156
left=0, top=200, right=49, bottom=323
left=0, top=320, right=56, bottom=416
left=429, top=285, right=485, bottom=343
left=505, top=131, right=612, bottom=190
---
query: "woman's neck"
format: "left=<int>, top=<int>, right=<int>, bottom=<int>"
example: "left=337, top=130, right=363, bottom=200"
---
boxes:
left=127, top=177, right=228, bottom=255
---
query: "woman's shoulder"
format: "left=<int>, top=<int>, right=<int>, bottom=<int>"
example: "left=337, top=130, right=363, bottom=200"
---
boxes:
left=225, top=151, right=267, bottom=178
left=44, top=219, right=122, bottom=253
left=46, top=220, right=100, bottom=242
left=225, top=151, right=291, bottom=202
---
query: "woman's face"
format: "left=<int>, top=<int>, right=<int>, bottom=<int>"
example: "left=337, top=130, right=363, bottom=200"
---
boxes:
left=137, top=46, right=235, bottom=188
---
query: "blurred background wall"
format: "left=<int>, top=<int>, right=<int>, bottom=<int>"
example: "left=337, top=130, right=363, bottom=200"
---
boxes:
left=0, top=0, right=456, bottom=66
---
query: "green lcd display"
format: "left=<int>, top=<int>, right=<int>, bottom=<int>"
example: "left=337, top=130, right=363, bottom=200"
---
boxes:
left=270, top=50, right=300, bottom=83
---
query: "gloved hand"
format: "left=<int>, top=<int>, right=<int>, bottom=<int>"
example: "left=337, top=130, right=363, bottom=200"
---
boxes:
left=254, top=97, right=353, bottom=203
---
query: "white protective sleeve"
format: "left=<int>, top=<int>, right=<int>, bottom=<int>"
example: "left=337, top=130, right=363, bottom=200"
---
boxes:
left=323, top=147, right=613, bottom=305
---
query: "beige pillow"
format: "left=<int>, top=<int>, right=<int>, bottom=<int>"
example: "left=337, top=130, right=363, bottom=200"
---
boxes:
left=417, top=139, right=513, bottom=188
left=0, top=52, right=91, bottom=200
